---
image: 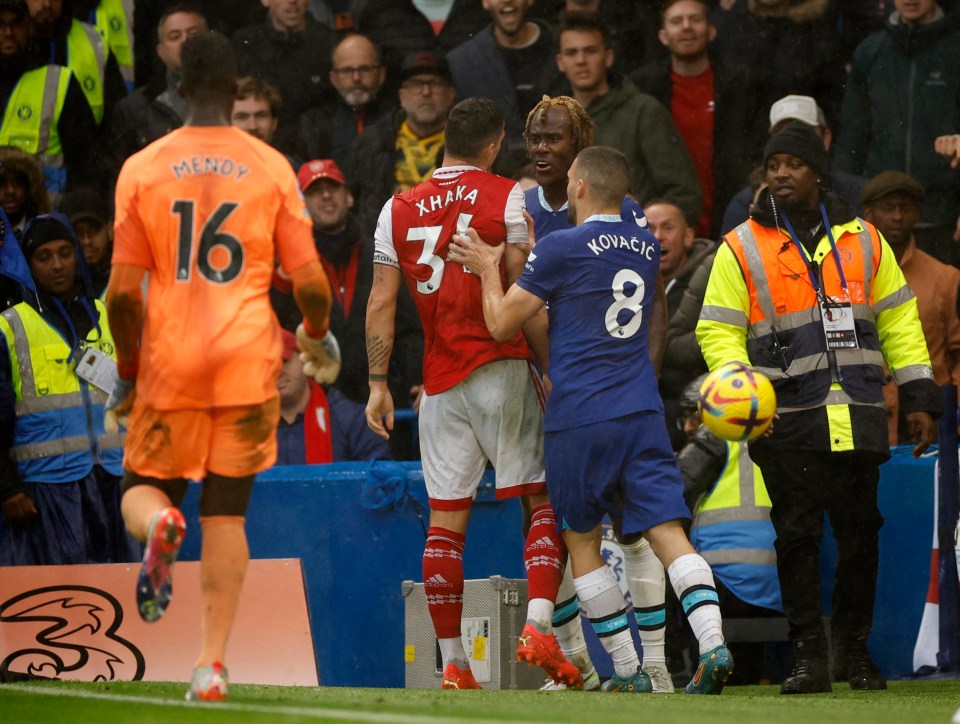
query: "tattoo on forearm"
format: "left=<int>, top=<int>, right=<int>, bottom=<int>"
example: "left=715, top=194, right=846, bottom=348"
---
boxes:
left=367, top=332, right=394, bottom=370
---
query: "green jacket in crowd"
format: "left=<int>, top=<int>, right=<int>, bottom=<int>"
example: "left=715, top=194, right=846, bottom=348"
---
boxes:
left=587, top=76, right=703, bottom=227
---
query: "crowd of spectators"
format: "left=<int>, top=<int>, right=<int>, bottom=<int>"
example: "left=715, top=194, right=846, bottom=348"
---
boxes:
left=0, top=0, right=954, bottom=242
left=1, top=0, right=957, bottom=264
left=0, top=0, right=959, bottom=573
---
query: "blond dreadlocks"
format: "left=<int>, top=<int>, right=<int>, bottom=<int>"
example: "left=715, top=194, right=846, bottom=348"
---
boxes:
left=523, top=95, right=595, bottom=155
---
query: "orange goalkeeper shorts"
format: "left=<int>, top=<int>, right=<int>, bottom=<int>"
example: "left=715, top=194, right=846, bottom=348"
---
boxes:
left=123, top=396, right=280, bottom=481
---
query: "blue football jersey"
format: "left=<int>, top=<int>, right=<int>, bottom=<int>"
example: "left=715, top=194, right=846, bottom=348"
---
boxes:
left=516, top=214, right=664, bottom=432
left=524, top=185, right=648, bottom=240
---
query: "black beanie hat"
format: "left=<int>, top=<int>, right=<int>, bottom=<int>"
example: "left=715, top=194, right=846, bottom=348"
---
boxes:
left=21, top=218, right=74, bottom=261
left=763, top=120, right=830, bottom=182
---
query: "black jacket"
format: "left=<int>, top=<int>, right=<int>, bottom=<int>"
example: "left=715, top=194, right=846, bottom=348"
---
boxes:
left=357, top=0, right=488, bottom=79
left=712, top=0, right=845, bottom=128
left=98, top=72, right=185, bottom=193
left=631, top=55, right=761, bottom=237
left=833, top=8, right=960, bottom=227
left=661, top=238, right=716, bottom=450
left=291, top=91, right=397, bottom=170
left=232, top=16, right=335, bottom=129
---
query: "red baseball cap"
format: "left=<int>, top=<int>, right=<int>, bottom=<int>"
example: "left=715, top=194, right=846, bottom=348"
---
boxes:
left=297, top=159, right=346, bottom=192
left=280, top=328, right=299, bottom=362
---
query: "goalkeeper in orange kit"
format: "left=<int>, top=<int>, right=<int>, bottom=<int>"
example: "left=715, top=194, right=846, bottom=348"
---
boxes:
left=105, top=31, right=340, bottom=702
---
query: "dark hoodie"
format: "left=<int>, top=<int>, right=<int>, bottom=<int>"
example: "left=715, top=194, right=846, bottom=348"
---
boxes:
left=661, top=237, right=720, bottom=450
left=16, top=212, right=102, bottom=350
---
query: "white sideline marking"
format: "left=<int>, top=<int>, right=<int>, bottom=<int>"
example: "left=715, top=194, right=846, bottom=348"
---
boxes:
left=2, top=684, right=534, bottom=723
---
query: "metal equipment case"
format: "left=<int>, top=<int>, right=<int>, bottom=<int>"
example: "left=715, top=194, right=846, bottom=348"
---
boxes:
left=402, top=575, right=544, bottom=690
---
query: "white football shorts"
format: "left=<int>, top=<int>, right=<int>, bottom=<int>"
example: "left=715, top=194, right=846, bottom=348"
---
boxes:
left=419, top=358, right=546, bottom=508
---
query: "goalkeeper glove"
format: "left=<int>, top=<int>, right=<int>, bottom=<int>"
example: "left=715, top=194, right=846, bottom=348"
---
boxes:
left=104, top=378, right=136, bottom=433
left=296, top=324, right=341, bottom=384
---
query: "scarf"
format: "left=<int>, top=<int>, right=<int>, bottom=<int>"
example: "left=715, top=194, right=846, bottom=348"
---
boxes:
left=303, top=381, right=333, bottom=464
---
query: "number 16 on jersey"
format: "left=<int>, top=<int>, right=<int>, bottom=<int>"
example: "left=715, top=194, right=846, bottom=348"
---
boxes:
left=173, top=200, right=244, bottom=284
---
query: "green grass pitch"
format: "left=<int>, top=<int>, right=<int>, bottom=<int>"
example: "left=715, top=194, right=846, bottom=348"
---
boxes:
left=2, top=679, right=960, bottom=724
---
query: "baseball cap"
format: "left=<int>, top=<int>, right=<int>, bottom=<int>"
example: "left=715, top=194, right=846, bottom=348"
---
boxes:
left=861, top=170, right=925, bottom=207
left=59, top=187, right=111, bottom=226
left=280, top=328, right=299, bottom=362
left=769, top=95, right=827, bottom=132
left=297, top=159, right=346, bottom=192
left=398, top=51, right=451, bottom=83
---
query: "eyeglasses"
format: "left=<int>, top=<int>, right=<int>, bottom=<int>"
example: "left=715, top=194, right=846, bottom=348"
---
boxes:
left=400, top=78, right=451, bottom=93
left=332, top=64, right=380, bottom=78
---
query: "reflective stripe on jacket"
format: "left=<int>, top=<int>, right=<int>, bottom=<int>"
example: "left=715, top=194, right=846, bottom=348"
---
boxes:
left=67, top=19, right=107, bottom=124
left=697, top=216, right=933, bottom=452
left=0, top=301, right=124, bottom=482
left=725, top=219, right=887, bottom=409
left=690, top=440, right=782, bottom=612
left=0, top=65, right=70, bottom=195
left=95, top=0, right=133, bottom=89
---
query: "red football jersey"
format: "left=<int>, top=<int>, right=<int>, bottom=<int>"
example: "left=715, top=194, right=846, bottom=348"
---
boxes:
left=374, top=165, right=530, bottom=394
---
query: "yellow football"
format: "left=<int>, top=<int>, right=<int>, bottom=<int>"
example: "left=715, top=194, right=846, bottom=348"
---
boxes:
left=697, top=363, right=776, bottom=441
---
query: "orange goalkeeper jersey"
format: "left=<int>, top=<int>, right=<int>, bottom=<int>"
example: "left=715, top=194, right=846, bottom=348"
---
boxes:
left=113, top=125, right=318, bottom=409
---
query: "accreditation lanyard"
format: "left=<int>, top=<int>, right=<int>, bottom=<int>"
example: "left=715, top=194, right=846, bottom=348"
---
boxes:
left=55, top=296, right=118, bottom=393
left=780, top=203, right=849, bottom=296
left=52, top=296, right=101, bottom=359
left=780, top=204, right=858, bottom=350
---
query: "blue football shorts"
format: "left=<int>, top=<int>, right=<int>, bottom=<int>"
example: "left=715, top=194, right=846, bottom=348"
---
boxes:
left=544, top=410, right=691, bottom=536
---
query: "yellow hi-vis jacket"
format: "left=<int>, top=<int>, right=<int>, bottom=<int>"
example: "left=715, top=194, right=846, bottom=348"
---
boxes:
left=696, top=215, right=934, bottom=455
left=0, top=300, right=124, bottom=483
left=690, top=440, right=782, bottom=611
left=0, top=65, right=71, bottom=194
left=93, top=0, right=133, bottom=90
left=67, top=19, right=107, bottom=124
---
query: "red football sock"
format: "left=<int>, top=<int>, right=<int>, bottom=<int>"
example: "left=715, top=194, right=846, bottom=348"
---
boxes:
left=525, top=504, right=566, bottom=602
left=423, top=526, right=466, bottom=639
